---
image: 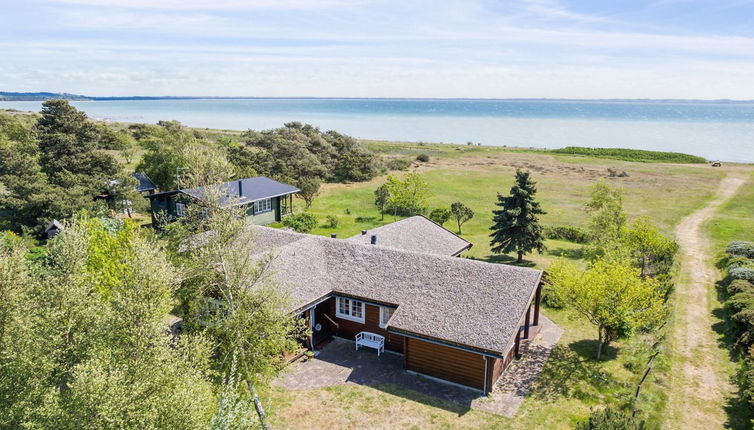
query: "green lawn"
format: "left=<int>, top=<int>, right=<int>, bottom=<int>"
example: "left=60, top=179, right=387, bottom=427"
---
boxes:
left=300, top=146, right=724, bottom=268
left=705, top=171, right=754, bottom=254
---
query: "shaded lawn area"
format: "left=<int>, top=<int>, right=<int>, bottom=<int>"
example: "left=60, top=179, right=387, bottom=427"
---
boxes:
left=265, top=308, right=670, bottom=430
left=299, top=149, right=723, bottom=268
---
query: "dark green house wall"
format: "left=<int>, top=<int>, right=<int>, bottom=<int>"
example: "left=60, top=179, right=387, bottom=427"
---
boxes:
left=150, top=193, right=285, bottom=227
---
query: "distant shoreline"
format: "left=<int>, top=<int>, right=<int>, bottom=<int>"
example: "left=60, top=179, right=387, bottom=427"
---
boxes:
left=2, top=92, right=754, bottom=104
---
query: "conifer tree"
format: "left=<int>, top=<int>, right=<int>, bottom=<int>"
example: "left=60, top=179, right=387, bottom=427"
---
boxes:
left=490, top=169, right=546, bottom=263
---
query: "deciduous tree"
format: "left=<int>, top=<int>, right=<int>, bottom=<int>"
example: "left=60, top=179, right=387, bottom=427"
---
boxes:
left=450, top=202, right=474, bottom=234
left=548, top=258, right=666, bottom=360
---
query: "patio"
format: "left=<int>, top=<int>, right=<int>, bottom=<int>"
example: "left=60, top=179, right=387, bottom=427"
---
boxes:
left=273, top=315, right=562, bottom=417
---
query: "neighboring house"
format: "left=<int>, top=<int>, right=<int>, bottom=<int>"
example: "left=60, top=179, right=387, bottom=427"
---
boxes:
left=132, top=172, right=157, bottom=195
left=248, top=216, right=543, bottom=394
left=146, top=176, right=299, bottom=227
left=44, top=219, right=64, bottom=239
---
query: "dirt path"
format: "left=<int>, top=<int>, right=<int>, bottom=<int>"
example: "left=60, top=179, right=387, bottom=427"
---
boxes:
left=665, top=172, right=747, bottom=429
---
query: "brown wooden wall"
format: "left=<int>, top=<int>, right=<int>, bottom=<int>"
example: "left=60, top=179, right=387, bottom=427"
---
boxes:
left=405, top=337, right=486, bottom=391
left=325, top=297, right=404, bottom=353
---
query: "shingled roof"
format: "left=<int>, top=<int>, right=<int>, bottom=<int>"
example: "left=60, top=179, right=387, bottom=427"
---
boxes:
left=348, top=216, right=472, bottom=257
left=248, top=226, right=542, bottom=356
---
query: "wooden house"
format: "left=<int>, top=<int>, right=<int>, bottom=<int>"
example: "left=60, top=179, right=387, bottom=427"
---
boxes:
left=246, top=216, right=543, bottom=394
left=146, top=176, right=299, bottom=227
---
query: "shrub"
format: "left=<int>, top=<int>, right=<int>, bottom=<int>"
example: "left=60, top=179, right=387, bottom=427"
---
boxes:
left=386, top=158, right=412, bottom=171
left=731, top=267, right=754, bottom=283
left=727, top=241, right=754, bottom=259
left=720, top=255, right=754, bottom=271
left=355, top=216, right=376, bottom=223
left=544, top=225, right=590, bottom=244
left=541, top=283, right=565, bottom=309
left=325, top=215, right=339, bottom=229
left=737, top=358, right=754, bottom=412
left=576, top=407, right=646, bottom=430
left=282, top=213, right=318, bottom=233
left=728, top=280, right=754, bottom=296
left=416, top=153, right=430, bottom=162
left=428, top=208, right=451, bottom=226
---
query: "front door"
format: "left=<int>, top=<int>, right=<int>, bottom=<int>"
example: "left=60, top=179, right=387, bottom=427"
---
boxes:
left=312, top=303, right=334, bottom=347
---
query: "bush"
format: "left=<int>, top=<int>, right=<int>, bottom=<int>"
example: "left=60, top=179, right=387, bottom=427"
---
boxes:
left=728, top=280, right=754, bottom=296
left=416, top=153, right=430, bottom=162
left=325, top=215, right=339, bottom=229
left=544, top=225, right=590, bottom=244
left=576, top=407, right=646, bottom=430
left=428, top=208, right=451, bottom=226
left=355, top=216, right=376, bottom=223
left=731, top=267, right=754, bottom=283
left=720, top=255, right=754, bottom=271
left=386, top=158, right=412, bottom=171
left=282, top=213, right=318, bottom=233
left=737, top=358, right=754, bottom=412
left=541, top=283, right=565, bottom=309
left=727, top=241, right=754, bottom=259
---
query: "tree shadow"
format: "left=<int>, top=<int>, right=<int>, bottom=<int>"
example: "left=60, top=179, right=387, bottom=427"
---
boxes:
left=475, top=254, right=537, bottom=268
left=530, top=343, right=613, bottom=401
left=569, top=339, right=619, bottom=362
left=724, top=376, right=753, bottom=430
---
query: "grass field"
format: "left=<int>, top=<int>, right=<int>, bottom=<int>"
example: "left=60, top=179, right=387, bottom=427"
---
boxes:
left=299, top=142, right=724, bottom=267
left=265, top=142, right=736, bottom=429
left=705, top=171, right=754, bottom=254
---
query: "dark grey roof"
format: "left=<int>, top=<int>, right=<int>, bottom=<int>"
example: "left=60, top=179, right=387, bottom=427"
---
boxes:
left=132, top=172, right=156, bottom=192
left=348, top=216, right=472, bottom=257
left=148, top=176, right=299, bottom=207
left=248, top=226, right=542, bottom=355
left=45, top=219, right=63, bottom=232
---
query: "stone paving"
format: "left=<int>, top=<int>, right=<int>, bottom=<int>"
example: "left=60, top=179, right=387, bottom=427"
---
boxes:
left=273, top=315, right=562, bottom=417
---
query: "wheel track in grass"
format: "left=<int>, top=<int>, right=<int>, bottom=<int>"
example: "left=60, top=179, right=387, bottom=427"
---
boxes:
left=665, top=172, right=746, bottom=429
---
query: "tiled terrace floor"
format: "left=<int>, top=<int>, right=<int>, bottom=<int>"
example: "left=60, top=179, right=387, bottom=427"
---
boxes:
left=274, top=315, right=562, bottom=417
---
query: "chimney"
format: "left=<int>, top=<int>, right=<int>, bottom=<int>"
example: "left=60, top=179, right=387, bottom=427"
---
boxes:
left=331, top=233, right=337, bottom=238
left=237, top=180, right=243, bottom=197
left=361, top=230, right=367, bottom=235
left=370, top=235, right=377, bottom=245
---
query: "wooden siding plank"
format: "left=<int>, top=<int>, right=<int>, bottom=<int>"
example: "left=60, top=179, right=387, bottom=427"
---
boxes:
left=405, top=337, right=486, bottom=390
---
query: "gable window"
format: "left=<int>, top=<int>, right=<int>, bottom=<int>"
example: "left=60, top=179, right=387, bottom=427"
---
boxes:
left=175, top=202, right=186, bottom=217
left=379, top=307, right=395, bottom=328
left=254, top=198, right=272, bottom=214
left=336, top=297, right=365, bottom=323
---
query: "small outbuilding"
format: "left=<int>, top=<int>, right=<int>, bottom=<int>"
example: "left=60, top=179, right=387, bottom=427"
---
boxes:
left=44, top=219, right=64, bottom=239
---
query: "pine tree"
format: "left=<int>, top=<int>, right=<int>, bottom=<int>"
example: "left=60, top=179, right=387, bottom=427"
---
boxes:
left=490, top=169, right=546, bottom=263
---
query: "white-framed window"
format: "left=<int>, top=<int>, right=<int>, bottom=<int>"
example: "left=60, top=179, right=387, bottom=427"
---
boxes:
left=175, top=202, right=186, bottom=217
left=336, top=297, right=365, bottom=323
left=379, top=306, right=395, bottom=328
left=254, top=198, right=272, bottom=214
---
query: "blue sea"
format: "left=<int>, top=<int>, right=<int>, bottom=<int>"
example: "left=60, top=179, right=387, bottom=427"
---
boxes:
left=1, top=98, right=753, bottom=162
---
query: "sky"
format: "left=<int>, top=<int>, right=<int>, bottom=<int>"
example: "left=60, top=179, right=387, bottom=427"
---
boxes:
left=2, top=0, right=754, bottom=99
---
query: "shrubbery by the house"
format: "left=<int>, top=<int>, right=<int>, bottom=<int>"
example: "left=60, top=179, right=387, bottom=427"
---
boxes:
left=544, top=225, right=591, bottom=244
left=718, top=241, right=754, bottom=415
left=282, top=212, right=318, bottom=233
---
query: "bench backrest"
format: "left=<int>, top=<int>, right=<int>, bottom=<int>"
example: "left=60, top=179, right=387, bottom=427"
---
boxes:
left=359, top=332, right=384, bottom=342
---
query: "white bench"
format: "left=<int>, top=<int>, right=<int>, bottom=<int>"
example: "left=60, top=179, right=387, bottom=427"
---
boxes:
left=355, top=331, right=385, bottom=356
